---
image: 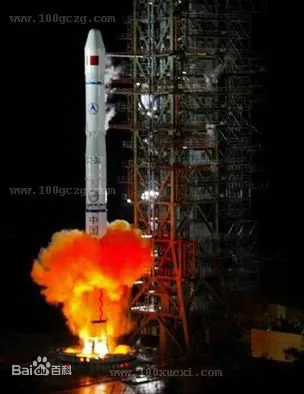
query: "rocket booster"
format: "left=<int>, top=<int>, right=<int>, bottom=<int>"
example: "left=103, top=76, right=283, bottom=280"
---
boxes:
left=84, top=29, right=107, bottom=238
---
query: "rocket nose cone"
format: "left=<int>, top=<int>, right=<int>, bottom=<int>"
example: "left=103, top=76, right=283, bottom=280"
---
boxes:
left=85, top=29, right=104, bottom=50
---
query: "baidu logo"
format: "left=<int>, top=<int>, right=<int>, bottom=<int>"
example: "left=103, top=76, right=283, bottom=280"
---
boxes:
left=33, top=356, right=51, bottom=375
left=12, top=356, right=72, bottom=376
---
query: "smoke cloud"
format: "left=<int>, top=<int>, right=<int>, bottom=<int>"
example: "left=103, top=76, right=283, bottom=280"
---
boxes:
left=105, top=57, right=121, bottom=131
left=31, top=220, right=153, bottom=349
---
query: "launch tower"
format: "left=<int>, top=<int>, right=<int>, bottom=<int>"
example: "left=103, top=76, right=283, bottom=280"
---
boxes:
left=110, top=0, right=266, bottom=355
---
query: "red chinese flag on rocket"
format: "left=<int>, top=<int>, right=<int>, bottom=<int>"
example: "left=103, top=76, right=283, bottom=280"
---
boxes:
left=90, top=56, right=99, bottom=65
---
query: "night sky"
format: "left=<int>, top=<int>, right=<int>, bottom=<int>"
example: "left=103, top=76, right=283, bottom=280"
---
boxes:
left=1, top=4, right=291, bottom=335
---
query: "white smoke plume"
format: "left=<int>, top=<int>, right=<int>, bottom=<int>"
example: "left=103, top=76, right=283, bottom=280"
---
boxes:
left=105, top=57, right=121, bottom=130
left=204, top=54, right=233, bottom=90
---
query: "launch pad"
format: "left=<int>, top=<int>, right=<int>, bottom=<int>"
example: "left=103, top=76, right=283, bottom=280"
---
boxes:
left=55, top=348, right=138, bottom=373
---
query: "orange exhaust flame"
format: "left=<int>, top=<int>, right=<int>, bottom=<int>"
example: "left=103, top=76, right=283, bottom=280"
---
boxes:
left=79, top=335, right=109, bottom=359
left=111, top=344, right=131, bottom=354
left=31, top=220, right=153, bottom=357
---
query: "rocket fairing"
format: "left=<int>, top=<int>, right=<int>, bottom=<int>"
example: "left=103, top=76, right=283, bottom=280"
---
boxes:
left=85, top=29, right=107, bottom=238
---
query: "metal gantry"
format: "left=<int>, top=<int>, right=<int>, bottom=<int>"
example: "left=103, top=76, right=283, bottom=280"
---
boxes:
left=110, top=0, right=266, bottom=355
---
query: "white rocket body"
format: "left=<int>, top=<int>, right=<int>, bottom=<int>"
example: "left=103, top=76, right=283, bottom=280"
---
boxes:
left=84, top=29, right=107, bottom=238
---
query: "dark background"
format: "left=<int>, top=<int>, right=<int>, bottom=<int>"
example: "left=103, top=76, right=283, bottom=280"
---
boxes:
left=1, top=3, right=290, bottom=335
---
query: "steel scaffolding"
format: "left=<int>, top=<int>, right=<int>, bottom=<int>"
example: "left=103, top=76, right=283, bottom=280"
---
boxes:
left=110, top=0, right=266, bottom=355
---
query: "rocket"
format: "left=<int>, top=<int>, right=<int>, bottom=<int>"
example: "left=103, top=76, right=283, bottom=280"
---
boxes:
left=84, top=29, right=107, bottom=239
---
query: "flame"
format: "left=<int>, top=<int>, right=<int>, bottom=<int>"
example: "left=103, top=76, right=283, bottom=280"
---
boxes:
left=111, top=344, right=131, bottom=355
left=31, top=220, right=153, bottom=357
left=80, top=336, right=109, bottom=359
